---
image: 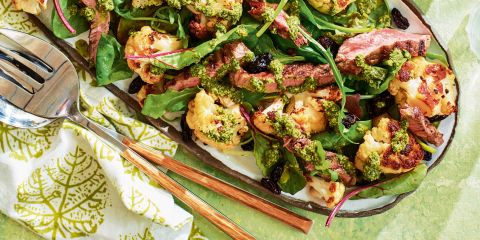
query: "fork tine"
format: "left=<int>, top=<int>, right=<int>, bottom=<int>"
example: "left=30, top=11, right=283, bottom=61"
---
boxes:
left=0, top=70, right=34, bottom=108
left=0, top=29, right=67, bottom=73
left=0, top=60, right=42, bottom=92
left=0, top=44, right=52, bottom=80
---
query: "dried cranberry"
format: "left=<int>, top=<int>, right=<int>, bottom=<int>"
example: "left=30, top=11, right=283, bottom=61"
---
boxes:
left=241, top=140, right=254, bottom=151
left=342, top=113, right=359, bottom=129
left=318, top=36, right=339, bottom=56
left=367, top=92, right=395, bottom=117
left=392, top=8, right=410, bottom=30
left=423, top=150, right=432, bottom=161
left=128, top=76, right=145, bottom=94
left=270, top=164, right=284, bottom=183
left=244, top=53, right=273, bottom=74
left=261, top=178, right=281, bottom=194
left=180, top=112, right=192, bottom=142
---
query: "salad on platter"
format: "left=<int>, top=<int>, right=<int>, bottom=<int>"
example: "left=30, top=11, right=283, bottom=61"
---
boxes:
left=19, top=0, right=458, bottom=218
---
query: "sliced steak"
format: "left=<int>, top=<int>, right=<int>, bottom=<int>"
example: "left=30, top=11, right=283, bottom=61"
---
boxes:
left=230, top=63, right=334, bottom=93
left=399, top=104, right=444, bottom=146
left=247, top=0, right=308, bottom=46
left=336, top=29, right=431, bottom=74
left=167, top=41, right=251, bottom=90
left=326, top=152, right=356, bottom=187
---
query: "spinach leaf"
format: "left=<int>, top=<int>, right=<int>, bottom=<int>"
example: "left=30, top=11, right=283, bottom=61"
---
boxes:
left=352, top=164, right=428, bottom=199
left=240, top=89, right=266, bottom=107
left=243, top=34, right=305, bottom=64
left=271, top=34, right=327, bottom=64
left=96, top=34, right=133, bottom=86
left=253, top=133, right=280, bottom=176
left=113, top=0, right=156, bottom=20
left=151, top=24, right=258, bottom=70
left=141, top=87, right=200, bottom=119
left=298, top=0, right=372, bottom=34
left=278, top=151, right=307, bottom=194
left=313, top=120, right=372, bottom=150
left=51, top=0, right=90, bottom=38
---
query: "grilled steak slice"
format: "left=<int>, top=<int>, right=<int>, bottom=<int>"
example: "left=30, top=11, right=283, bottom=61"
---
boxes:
left=247, top=0, right=308, bottom=46
left=336, top=29, right=431, bottom=74
left=400, top=104, right=444, bottom=146
left=230, top=63, right=334, bottom=93
left=167, top=41, right=251, bottom=90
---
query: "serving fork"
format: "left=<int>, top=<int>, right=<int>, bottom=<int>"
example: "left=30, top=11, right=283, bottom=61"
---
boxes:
left=0, top=28, right=312, bottom=238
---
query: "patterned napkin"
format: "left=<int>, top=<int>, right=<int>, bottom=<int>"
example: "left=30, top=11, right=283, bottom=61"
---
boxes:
left=0, top=2, right=199, bottom=239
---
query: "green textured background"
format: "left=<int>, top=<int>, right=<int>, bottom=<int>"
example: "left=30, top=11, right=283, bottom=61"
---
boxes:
left=1, top=0, right=480, bottom=239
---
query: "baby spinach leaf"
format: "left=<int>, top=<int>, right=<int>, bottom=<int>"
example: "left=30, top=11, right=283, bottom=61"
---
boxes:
left=278, top=151, right=307, bottom=194
left=151, top=24, right=258, bottom=70
left=313, top=120, right=372, bottom=150
left=253, top=133, right=271, bottom=176
left=113, top=0, right=156, bottom=20
left=141, top=87, right=200, bottom=119
left=352, top=164, right=428, bottom=199
left=243, top=34, right=305, bottom=64
left=96, top=34, right=133, bottom=86
left=51, top=0, right=89, bottom=38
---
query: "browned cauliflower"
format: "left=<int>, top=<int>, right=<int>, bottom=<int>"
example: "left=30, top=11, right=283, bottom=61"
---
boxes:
left=12, top=0, right=47, bottom=14
left=355, top=116, right=424, bottom=181
left=253, top=86, right=342, bottom=137
left=307, top=0, right=355, bottom=15
left=307, top=176, right=345, bottom=208
left=186, top=90, right=248, bottom=150
left=389, top=57, right=457, bottom=118
left=186, top=0, right=243, bottom=39
left=125, top=26, right=183, bottom=84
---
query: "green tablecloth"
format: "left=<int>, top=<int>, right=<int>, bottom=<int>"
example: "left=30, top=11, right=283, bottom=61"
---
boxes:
left=1, top=0, right=480, bottom=239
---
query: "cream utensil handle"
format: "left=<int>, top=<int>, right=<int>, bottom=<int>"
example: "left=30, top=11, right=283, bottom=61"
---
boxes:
left=122, top=138, right=313, bottom=234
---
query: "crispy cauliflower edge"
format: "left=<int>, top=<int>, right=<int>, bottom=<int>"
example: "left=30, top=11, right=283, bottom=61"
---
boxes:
left=12, top=0, right=47, bottom=15
left=186, top=89, right=248, bottom=150
left=355, top=116, right=424, bottom=180
left=125, top=26, right=183, bottom=84
left=307, top=176, right=346, bottom=208
left=389, top=57, right=457, bottom=118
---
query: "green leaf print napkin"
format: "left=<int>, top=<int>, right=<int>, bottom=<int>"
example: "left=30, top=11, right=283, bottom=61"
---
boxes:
left=0, top=2, right=195, bottom=239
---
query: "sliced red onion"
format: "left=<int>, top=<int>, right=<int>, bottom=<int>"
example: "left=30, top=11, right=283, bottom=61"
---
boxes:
left=126, top=48, right=193, bottom=60
left=53, top=0, right=76, bottom=34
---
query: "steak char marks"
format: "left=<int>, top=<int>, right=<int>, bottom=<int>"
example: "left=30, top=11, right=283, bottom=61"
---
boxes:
left=336, top=29, right=431, bottom=75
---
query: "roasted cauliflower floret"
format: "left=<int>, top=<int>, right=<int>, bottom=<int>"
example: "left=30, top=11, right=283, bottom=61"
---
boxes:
left=355, top=117, right=424, bottom=181
left=186, top=0, right=242, bottom=39
left=389, top=57, right=457, bottom=118
left=307, top=177, right=345, bottom=208
left=307, top=0, right=355, bottom=15
left=125, top=26, right=183, bottom=84
left=254, top=86, right=341, bottom=137
left=186, top=90, right=248, bottom=150
left=12, top=0, right=47, bottom=14
left=286, top=92, right=328, bottom=135
left=132, top=0, right=163, bottom=8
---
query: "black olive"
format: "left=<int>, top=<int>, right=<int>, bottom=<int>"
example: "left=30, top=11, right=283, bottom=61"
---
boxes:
left=342, top=113, right=359, bottom=129
left=180, top=112, right=192, bottom=142
left=260, top=178, right=281, bottom=194
left=128, top=76, right=145, bottom=94
left=244, top=53, right=273, bottom=74
left=423, top=150, right=432, bottom=161
left=318, top=36, right=339, bottom=57
left=270, top=164, right=284, bottom=183
left=367, top=92, right=395, bottom=117
left=428, top=115, right=448, bottom=123
left=241, top=140, right=254, bottom=151
left=392, top=8, right=410, bottom=30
